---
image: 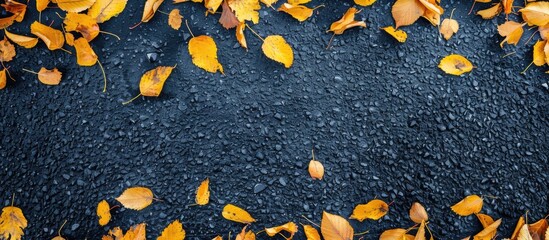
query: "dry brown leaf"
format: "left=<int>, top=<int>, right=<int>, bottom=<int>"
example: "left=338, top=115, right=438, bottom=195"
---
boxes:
left=222, top=204, right=256, bottom=224
left=168, top=9, right=183, bottom=30
left=321, top=211, right=354, bottom=240
left=0, top=37, right=16, bottom=62
left=74, top=38, right=98, bottom=66
left=2, top=0, right=27, bottom=22
left=88, top=0, right=127, bottom=23
left=451, top=195, right=483, bottom=216
left=440, top=17, right=459, bottom=40
left=37, top=0, right=50, bottom=12
left=355, top=0, right=376, bottom=7
left=328, top=7, right=366, bottom=35
left=188, top=35, right=224, bottom=73
left=56, top=0, right=96, bottom=12
left=498, top=21, right=525, bottom=47
left=0, top=69, right=6, bottom=90
left=4, top=29, right=38, bottom=48
left=219, top=0, right=239, bottom=29
left=141, top=0, right=165, bottom=23
left=0, top=206, right=28, bottom=240
left=137, top=65, right=175, bottom=97
left=195, top=178, right=210, bottom=205
left=236, top=22, right=247, bottom=49
left=265, top=222, right=298, bottom=238
left=529, top=219, right=548, bottom=239
left=115, top=187, right=154, bottom=210
left=477, top=3, right=502, bottom=19
left=97, top=200, right=111, bottom=226
left=262, top=35, right=294, bottom=68
left=227, top=0, right=260, bottom=24
left=392, top=0, right=426, bottom=28
left=303, top=225, right=321, bottom=240
left=438, top=54, right=473, bottom=76
left=381, top=26, right=407, bottom=43
left=350, top=199, right=389, bottom=221
left=520, top=1, right=549, bottom=27
left=409, top=202, right=428, bottom=224
left=64, top=12, right=100, bottom=42
left=380, top=228, right=408, bottom=240
left=158, top=220, right=185, bottom=240
left=30, top=21, right=65, bottom=51
left=474, top=218, right=502, bottom=240
left=278, top=3, right=314, bottom=22
left=205, top=0, right=223, bottom=13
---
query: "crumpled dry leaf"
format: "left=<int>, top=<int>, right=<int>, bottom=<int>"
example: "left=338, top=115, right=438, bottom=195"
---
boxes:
left=64, top=12, right=100, bottom=42
left=158, top=220, right=185, bottom=240
left=56, top=0, right=96, bottom=12
left=520, top=1, right=549, bottom=27
left=328, top=7, right=366, bottom=35
left=74, top=38, right=98, bottom=66
left=438, top=54, right=473, bottom=76
left=2, top=0, right=27, bottom=22
left=380, top=228, right=408, bottom=240
left=392, top=0, right=425, bottom=28
left=36, top=67, right=63, bottom=85
left=141, top=0, right=165, bottom=23
left=236, top=22, right=247, bottom=49
left=303, top=225, right=321, bottom=240
left=30, top=21, right=65, bottom=51
left=518, top=224, right=534, bottom=240
left=0, top=37, right=16, bottom=62
left=350, top=199, right=389, bottom=221
left=168, top=9, right=183, bottom=30
left=4, top=29, right=38, bottom=48
left=227, top=0, right=260, bottom=24
left=355, top=0, right=376, bottom=7
left=0, top=206, right=28, bottom=240
left=265, top=222, right=298, bottom=238
left=440, top=17, right=459, bottom=40
left=97, top=200, right=111, bottom=226
left=37, top=0, right=50, bottom=12
left=498, top=21, right=525, bottom=47
left=474, top=218, right=501, bottom=240
left=219, top=0, right=239, bottom=29
left=278, top=3, right=314, bottom=22
left=381, top=26, right=407, bottom=43
left=222, top=204, right=256, bottom=224
left=88, top=0, right=127, bottom=23
left=321, top=211, right=354, bottom=240
left=138, top=65, right=175, bottom=97
left=0, top=70, right=6, bottom=90
left=195, top=178, right=210, bottom=205
left=262, top=35, right=294, bottom=68
left=115, top=187, right=154, bottom=210
left=188, top=35, right=224, bottom=73
left=477, top=3, right=501, bottom=19
left=409, top=202, right=428, bottom=224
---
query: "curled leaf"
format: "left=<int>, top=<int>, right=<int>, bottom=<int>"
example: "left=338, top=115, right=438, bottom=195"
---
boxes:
left=56, top=0, right=96, bottom=12
left=409, top=202, right=428, bottom=224
left=205, top=0, right=223, bottom=14
left=74, top=38, right=98, bottom=66
left=474, top=218, right=501, bottom=240
left=141, top=0, right=165, bottom=23
left=0, top=70, right=6, bottom=90
left=520, top=1, right=549, bottom=27
left=262, top=35, right=294, bottom=68
left=4, top=29, right=38, bottom=48
left=36, top=0, right=50, bottom=12
left=354, top=0, right=376, bottom=7
left=380, top=228, right=408, bottom=240
left=236, top=22, right=247, bottom=49
left=497, top=21, right=525, bottom=47
left=438, top=54, right=473, bottom=76
left=477, top=3, right=501, bottom=19
left=278, top=3, right=314, bottom=22
left=451, top=195, right=483, bottom=216
left=265, top=222, right=298, bottom=238
left=328, top=7, right=366, bottom=35
left=533, top=40, right=547, bottom=66
left=64, top=12, right=100, bottom=42
left=303, top=225, right=321, bottom=240
left=30, top=21, right=65, bottom=51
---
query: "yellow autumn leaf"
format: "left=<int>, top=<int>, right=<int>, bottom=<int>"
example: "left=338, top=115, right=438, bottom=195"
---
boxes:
left=124, top=223, right=147, bottom=240
left=328, top=7, right=366, bottom=35
left=37, top=0, right=50, bottom=12
left=511, top=216, right=526, bottom=240
left=308, top=149, right=324, bottom=180
left=74, top=38, right=98, bottom=66
left=303, top=225, right=321, bottom=240
left=278, top=3, right=314, bottom=22
left=0, top=206, right=28, bottom=240
left=137, top=65, right=175, bottom=98
left=141, top=0, right=165, bottom=23
left=195, top=178, right=210, bottom=205
left=115, top=187, right=154, bottom=210
left=498, top=21, right=525, bottom=47
left=392, top=0, right=426, bottom=28
left=288, top=0, right=310, bottom=4
left=32, top=67, right=62, bottom=85
left=4, top=29, right=38, bottom=48
left=473, top=219, right=501, bottom=240
left=354, top=0, right=375, bottom=7
left=188, top=35, right=224, bottom=73
left=30, top=21, right=65, bottom=51
left=350, top=199, right=389, bottom=221
left=519, top=1, right=549, bottom=27
left=381, top=26, right=407, bottom=43
left=56, top=0, right=96, bottom=12
left=168, top=9, right=183, bottom=30
left=2, top=0, right=27, bottom=22
left=380, top=228, right=408, bottom=240
left=0, top=37, right=16, bottom=62
left=476, top=3, right=502, bottom=20
left=212, top=236, right=222, bottom=240
left=0, top=69, right=6, bottom=90
left=533, top=40, right=546, bottom=66
left=222, top=204, right=256, bottom=224
left=517, top=224, right=534, bottom=240
left=235, top=225, right=255, bottom=240
left=64, top=12, right=100, bottom=42
left=418, top=0, right=443, bottom=15
left=438, top=54, right=473, bottom=76
left=97, top=200, right=111, bottom=226
left=262, top=35, right=293, bottom=68
left=260, top=0, right=277, bottom=7
left=265, top=222, right=298, bottom=238
left=321, top=211, right=354, bottom=240
left=415, top=221, right=426, bottom=240
left=236, top=22, right=247, bottom=49
left=528, top=218, right=548, bottom=239
left=228, top=0, right=260, bottom=24
left=88, top=0, right=127, bottom=23
left=157, top=220, right=185, bottom=240
left=409, top=202, right=428, bottom=224
left=204, top=0, right=223, bottom=13
left=65, top=33, right=75, bottom=46
left=440, top=17, right=459, bottom=40
left=475, top=213, right=494, bottom=228
left=451, top=195, right=483, bottom=216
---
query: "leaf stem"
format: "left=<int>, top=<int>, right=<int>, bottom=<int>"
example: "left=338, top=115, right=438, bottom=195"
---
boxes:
left=11, top=193, right=15, bottom=206
left=59, top=48, right=72, bottom=54
left=468, top=1, right=476, bottom=15
left=245, top=24, right=264, bottom=42
left=326, top=33, right=335, bottom=49
left=255, top=229, right=266, bottom=235
left=58, top=219, right=67, bottom=237
left=157, top=10, right=170, bottom=16
left=520, top=62, right=533, bottom=75
left=354, top=230, right=369, bottom=236
left=449, top=8, right=456, bottom=20
left=185, top=20, right=195, bottom=38
left=21, top=68, right=39, bottom=75
left=123, top=93, right=142, bottom=105
left=129, top=21, right=143, bottom=30
left=501, top=51, right=516, bottom=58
left=97, top=59, right=107, bottom=92
left=312, top=5, right=325, bottom=11
left=100, top=31, right=121, bottom=41
left=301, top=215, right=320, bottom=228
left=311, top=148, right=315, bottom=161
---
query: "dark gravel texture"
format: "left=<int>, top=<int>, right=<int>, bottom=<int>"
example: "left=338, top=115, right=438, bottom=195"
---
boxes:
left=1, top=0, right=548, bottom=239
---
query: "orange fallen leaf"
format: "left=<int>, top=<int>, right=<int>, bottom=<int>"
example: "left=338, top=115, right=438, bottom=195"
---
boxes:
left=97, top=200, right=111, bottom=226
left=168, top=9, right=183, bottom=30
left=476, top=213, right=494, bottom=228
left=0, top=70, right=6, bottom=90
left=409, top=202, right=428, bottom=224
left=528, top=218, right=548, bottom=239
left=355, top=0, right=376, bottom=7
left=141, top=0, right=165, bottom=23
left=440, top=10, right=458, bottom=40
left=477, top=3, right=501, bottom=19
left=235, top=225, right=255, bottom=240
left=474, top=218, right=501, bottom=240
left=502, top=0, right=513, bottom=15
left=205, top=0, right=223, bottom=14
left=517, top=224, right=534, bottom=240
left=381, top=26, right=407, bottom=43
left=278, top=3, right=316, bottom=22
left=534, top=40, right=548, bottom=66
left=189, top=35, right=224, bottom=73
left=2, top=0, right=27, bottom=22
left=123, top=223, right=147, bottom=240
left=64, top=12, right=100, bottom=42
left=0, top=15, right=17, bottom=29
left=288, top=0, right=310, bottom=4
left=321, top=211, right=354, bottom=240
left=74, top=38, right=98, bottom=66
left=451, top=195, right=483, bottom=216
left=212, top=236, right=223, bottom=240
left=222, top=204, right=256, bottom=224
left=328, top=7, right=366, bottom=35
left=4, top=29, right=38, bottom=49
left=416, top=221, right=426, bottom=240
left=0, top=205, right=28, bottom=240
left=122, top=65, right=175, bottom=104
left=65, top=33, right=75, bottom=46
left=260, top=0, right=277, bottom=7
left=438, top=54, right=473, bottom=76
left=498, top=21, right=525, bottom=47
left=236, top=22, right=247, bottom=49
left=115, top=187, right=154, bottom=210
left=392, top=0, right=425, bottom=28
left=219, top=0, right=239, bottom=29
left=88, top=0, right=128, bottom=23
left=36, top=0, right=50, bottom=12
left=195, top=178, right=210, bottom=205
left=380, top=228, right=408, bottom=240
left=308, top=149, right=324, bottom=180
left=0, top=37, right=16, bottom=62
left=265, top=222, right=298, bottom=238
left=511, top=216, right=526, bottom=240
left=56, top=0, right=96, bottom=12
left=30, top=21, right=65, bottom=51
left=227, top=0, right=260, bottom=24
left=520, top=1, right=549, bottom=27
left=158, top=220, right=185, bottom=240
left=350, top=199, right=389, bottom=221
left=36, top=67, right=63, bottom=85
left=303, top=224, right=321, bottom=240
left=262, top=35, right=293, bottom=68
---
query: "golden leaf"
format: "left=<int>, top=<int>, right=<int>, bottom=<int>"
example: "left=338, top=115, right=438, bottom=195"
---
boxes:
left=265, top=222, right=298, bottom=238
left=4, top=29, right=38, bottom=48
left=236, top=22, right=247, bottom=49
left=381, top=26, right=407, bottom=43
left=502, top=0, right=513, bottom=15
left=391, top=0, right=425, bottom=28
left=0, top=70, right=6, bottom=90
left=418, top=0, right=443, bottom=15
left=205, top=0, right=223, bottom=14
left=520, top=1, right=549, bottom=27
left=350, top=199, right=389, bottom=221
left=65, top=33, right=75, bottom=46
left=222, top=204, right=256, bottom=224
left=30, top=21, right=65, bottom=51
left=415, top=221, right=426, bottom=240
left=141, top=0, right=165, bottom=23
left=278, top=3, right=314, bottom=22
left=409, top=202, right=428, bottom=224
left=511, top=216, right=526, bottom=240
left=74, top=38, right=98, bottom=66
left=380, top=228, right=407, bottom=240
left=138, top=65, right=175, bottom=97
left=440, top=18, right=459, bottom=40
left=235, top=225, right=255, bottom=240
left=37, top=0, right=50, bottom=12
left=477, top=3, right=501, bottom=19
left=88, top=0, right=128, bottom=23
left=168, top=9, right=183, bottom=30
left=64, top=12, right=100, bottom=42
left=517, top=224, right=534, bottom=240
left=34, top=67, right=63, bottom=85
left=422, top=8, right=440, bottom=26
left=56, top=0, right=96, bottom=12
left=328, top=7, right=366, bottom=35
left=438, top=54, right=473, bottom=76
left=157, top=220, right=185, bottom=240
left=354, top=0, right=376, bottom=7
left=0, top=37, right=16, bottom=62
left=124, top=223, right=146, bottom=240
left=288, top=0, right=310, bottom=4
left=475, top=213, right=494, bottom=228
left=219, top=0, right=239, bottom=29
left=540, top=24, right=549, bottom=40
left=115, top=187, right=154, bottom=210
left=473, top=218, right=501, bottom=240
left=227, top=0, right=260, bottom=24
left=528, top=219, right=548, bottom=239
left=451, top=195, right=483, bottom=216
left=174, top=0, right=202, bottom=3
left=97, top=200, right=111, bottom=226
left=533, top=40, right=546, bottom=66
left=2, top=0, right=27, bottom=22
left=0, top=206, right=28, bottom=240
left=303, top=225, right=321, bottom=240
left=52, top=236, right=65, bottom=240
left=262, top=35, right=293, bottom=68
left=321, top=211, right=354, bottom=240
left=188, top=35, right=224, bottom=73
left=498, top=21, right=525, bottom=47
left=195, top=178, right=210, bottom=205
left=0, top=15, right=17, bottom=29
left=308, top=160, right=324, bottom=180
left=260, top=0, right=277, bottom=7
